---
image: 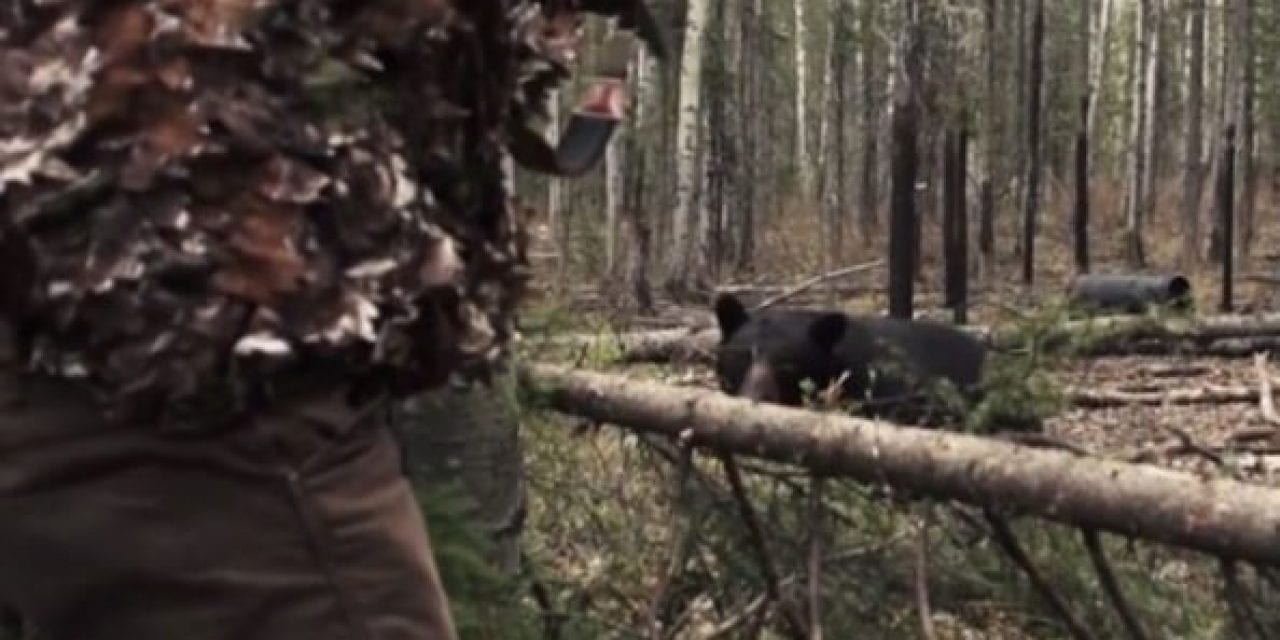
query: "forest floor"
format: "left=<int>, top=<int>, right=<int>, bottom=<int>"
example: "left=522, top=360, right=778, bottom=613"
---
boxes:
left=517, top=182, right=1280, bottom=639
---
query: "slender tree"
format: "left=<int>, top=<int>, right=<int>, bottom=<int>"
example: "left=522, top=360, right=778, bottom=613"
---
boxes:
left=1075, top=96, right=1091, bottom=274
left=1237, top=0, right=1258, bottom=256
left=667, top=0, right=712, bottom=297
left=1022, top=0, right=1045, bottom=285
left=795, top=0, right=811, bottom=194
left=859, top=0, right=882, bottom=242
left=1124, top=0, right=1152, bottom=268
left=890, top=0, right=924, bottom=320
left=1182, top=0, right=1206, bottom=268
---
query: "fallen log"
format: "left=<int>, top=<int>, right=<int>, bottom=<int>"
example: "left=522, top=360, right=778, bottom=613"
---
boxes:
left=1066, top=384, right=1265, bottom=408
left=611, top=312, right=1280, bottom=365
left=616, top=327, right=720, bottom=364
left=522, top=364, right=1280, bottom=566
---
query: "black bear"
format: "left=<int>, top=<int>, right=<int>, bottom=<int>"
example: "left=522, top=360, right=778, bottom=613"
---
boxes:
left=713, top=294, right=987, bottom=424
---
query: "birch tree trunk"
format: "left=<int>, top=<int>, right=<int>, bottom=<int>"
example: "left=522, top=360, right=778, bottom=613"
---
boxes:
left=816, top=6, right=834, bottom=199
left=1124, top=0, right=1151, bottom=268
left=605, top=126, right=622, bottom=275
left=1140, top=1, right=1163, bottom=226
left=795, top=0, right=811, bottom=195
left=667, top=0, right=711, bottom=298
left=859, top=0, right=881, bottom=242
left=620, top=50, right=656, bottom=313
left=546, top=91, right=565, bottom=294
left=1087, top=0, right=1112, bottom=149
left=1079, top=0, right=1091, bottom=117
left=1182, top=0, right=1205, bottom=268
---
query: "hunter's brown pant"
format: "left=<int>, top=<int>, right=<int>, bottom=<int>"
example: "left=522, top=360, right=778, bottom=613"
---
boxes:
left=0, top=370, right=458, bottom=640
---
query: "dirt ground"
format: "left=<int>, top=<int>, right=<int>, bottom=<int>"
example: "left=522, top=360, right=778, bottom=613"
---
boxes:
left=1048, top=354, right=1280, bottom=484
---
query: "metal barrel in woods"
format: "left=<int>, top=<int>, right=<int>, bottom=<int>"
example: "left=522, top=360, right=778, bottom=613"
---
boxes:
left=1220, top=125, right=1237, bottom=313
left=1068, top=274, right=1193, bottom=315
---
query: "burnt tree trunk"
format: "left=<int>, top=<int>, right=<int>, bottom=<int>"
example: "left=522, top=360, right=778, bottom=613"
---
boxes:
left=944, top=129, right=969, bottom=324
left=890, top=2, right=925, bottom=320
left=889, top=98, right=920, bottom=320
left=1074, top=95, right=1090, bottom=275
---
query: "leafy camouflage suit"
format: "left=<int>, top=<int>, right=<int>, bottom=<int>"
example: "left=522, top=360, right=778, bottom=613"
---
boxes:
left=0, top=1, right=654, bottom=638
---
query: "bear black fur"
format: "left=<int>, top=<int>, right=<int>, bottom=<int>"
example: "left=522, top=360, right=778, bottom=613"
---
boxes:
left=713, top=294, right=988, bottom=425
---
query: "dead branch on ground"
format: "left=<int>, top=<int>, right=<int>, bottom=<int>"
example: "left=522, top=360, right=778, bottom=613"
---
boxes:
left=752, top=261, right=884, bottom=310
left=1081, top=529, right=1150, bottom=640
left=1256, top=353, right=1280, bottom=426
left=983, top=512, right=1096, bottom=640
left=647, top=442, right=696, bottom=639
left=719, top=453, right=809, bottom=639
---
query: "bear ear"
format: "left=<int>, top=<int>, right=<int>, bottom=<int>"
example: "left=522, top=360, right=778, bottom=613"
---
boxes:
left=714, top=294, right=750, bottom=339
left=808, top=312, right=848, bottom=351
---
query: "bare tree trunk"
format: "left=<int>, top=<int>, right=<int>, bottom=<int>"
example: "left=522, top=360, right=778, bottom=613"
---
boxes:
left=545, top=92, right=567, bottom=295
left=667, top=0, right=712, bottom=298
left=1182, top=0, right=1205, bottom=269
left=1236, top=0, right=1257, bottom=258
left=889, top=0, right=924, bottom=320
left=1015, top=0, right=1028, bottom=179
left=1087, top=0, right=1112, bottom=152
left=822, top=0, right=853, bottom=274
left=859, top=0, right=881, bottom=242
left=816, top=4, right=834, bottom=203
left=1208, top=0, right=1236, bottom=263
left=1075, top=97, right=1091, bottom=274
left=1124, top=0, right=1151, bottom=268
left=1219, top=125, right=1237, bottom=312
left=983, top=0, right=998, bottom=271
left=1022, top=0, right=1044, bottom=286
left=620, top=50, right=656, bottom=313
left=605, top=129, right=622, bottom=276
left=1079, top=0, right=1091, bottom=113
left=1140, top=1, right=1163, bottom=227
left=1074, top=1, right=1091, bottom=276
left=794, top=0, right=811, bottom=195
left=736, top=0, right=762, bottom=275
